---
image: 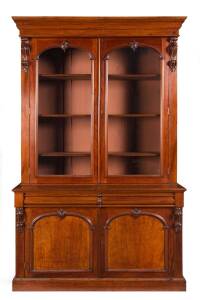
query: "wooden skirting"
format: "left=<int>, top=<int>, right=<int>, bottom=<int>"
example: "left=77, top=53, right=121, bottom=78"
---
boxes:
left=13, top=277, right=186, bottom=291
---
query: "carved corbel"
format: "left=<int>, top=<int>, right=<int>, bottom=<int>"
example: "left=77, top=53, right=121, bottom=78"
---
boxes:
left=174, top=207, right=182, bottom=232
left=166, top=37, right=178, bottom=72
left=21, top=38, right=31, bottom=72
left=16, top=208, right=25, bottom=232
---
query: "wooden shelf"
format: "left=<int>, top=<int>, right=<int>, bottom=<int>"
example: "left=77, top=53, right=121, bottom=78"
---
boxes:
left=39, top=114, right=91, bottom=118
left=108, top=114, right=160, bottom=118
left=109, top=74, right=160, bottom=80
left=108, top=152, right=160, bottom=157
left=39, top=74, right=91, bottom=80
left=39, top=152, right=91, bottom=157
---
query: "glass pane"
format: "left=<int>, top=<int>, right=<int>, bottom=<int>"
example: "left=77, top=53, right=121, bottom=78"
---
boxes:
left=107, top=46, right=161, bottom=175
left=37, top=48, right=92, bottom=175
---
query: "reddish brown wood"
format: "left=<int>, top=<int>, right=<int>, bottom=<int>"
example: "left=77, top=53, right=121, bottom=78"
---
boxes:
left=12, top=277, right=186, bottom=291
left=15, top=193, right=25, bottom=278
left=12, top=17, right=186, bottom=37
left=24, top=207, right=97, bottom=277
left=12, top=17, right=186, bottom=291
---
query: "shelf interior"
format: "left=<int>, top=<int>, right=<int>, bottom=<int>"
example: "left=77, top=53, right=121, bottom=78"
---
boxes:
left=38, top=47, right=92, bottom=175
left=107, top=46, right=161, bottom=175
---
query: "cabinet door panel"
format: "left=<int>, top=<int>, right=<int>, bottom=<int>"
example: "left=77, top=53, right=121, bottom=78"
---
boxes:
left=29, top=38, right=98, bottom=184
left=100, top=37, right=169, bottom=184
left=107, top=215, right=164, bottom=270
left=102, top=207, right=171, bottom=276
left=33, top=215, right=91, bottom=271
left=25, top=207, right=97, bottom=276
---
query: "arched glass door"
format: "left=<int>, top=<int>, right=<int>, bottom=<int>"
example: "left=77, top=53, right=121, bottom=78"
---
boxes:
left=36, top=43, right=95, bottom=178
left=101, top=39, right=166, bottom=182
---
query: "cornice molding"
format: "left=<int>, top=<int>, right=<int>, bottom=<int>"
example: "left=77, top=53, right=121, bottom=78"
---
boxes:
left=12, top=16, right=187, bottom=37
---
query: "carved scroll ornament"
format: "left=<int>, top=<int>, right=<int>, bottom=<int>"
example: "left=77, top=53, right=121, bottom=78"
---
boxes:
left=174, top=207, right=182, bottom=232
left=21, top=38, right=30, bottom=72
left=167, top=37, right=178, bottom=72
left=16, top=208, right=25, bottom=232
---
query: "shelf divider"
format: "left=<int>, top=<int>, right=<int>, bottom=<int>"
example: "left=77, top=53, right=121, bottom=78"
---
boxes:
left=108, top=152, right=160, bottom=157
left=39, top=152, right=91, bottom=157
left=39, top=74, right=91, bottom=80
left=109, top=74, right=160, bottom=80
left=39, top=114, right=91, bottom=118
left=108, top=113, right=160, bottom=118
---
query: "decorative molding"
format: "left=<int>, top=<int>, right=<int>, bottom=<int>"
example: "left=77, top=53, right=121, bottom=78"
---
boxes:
left=131, top=208, right=141, bottom=216
left=88, top=52, right=95, bottom=60
left=31, top=210, right=95, bottom=230
left=21, top=38, right=30, bottom=72
left=130, top=41, right=139, bottom=51
left=16, top=208, right=25, bottom=232
left=57, top=209, right=67, bottom=218
left=166, top=37, right=178, bottom=72
left=97, top=193, right=103, bottom=208
left=104, top=210, right=169, bottom=230
left=174, top=207, right=182, bottom=232
left=104, top=54, right=110, bottom=60
left=61, top=40, right=69, bottom=52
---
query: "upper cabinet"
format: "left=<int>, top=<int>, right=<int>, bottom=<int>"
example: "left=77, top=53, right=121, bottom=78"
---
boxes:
left=14, top=17, right=185, bottom=184
left=26, top=37, right=173, bottom=184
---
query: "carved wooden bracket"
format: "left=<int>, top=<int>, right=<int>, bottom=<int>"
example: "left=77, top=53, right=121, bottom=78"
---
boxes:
left=166, top=37, right=178, bottom=72
left=21, top=38, right=30, bottom=72
left=16, top=208, right=25, bottom=232
left=61, top=40, right=69, bottom=52
left=97, top=193, right=103, bottom=207
left=174, top=207, right=182, bottom=232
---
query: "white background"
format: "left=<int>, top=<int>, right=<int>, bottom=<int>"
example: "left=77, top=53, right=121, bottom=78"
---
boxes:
left=0, top=0, right=199, bottom=299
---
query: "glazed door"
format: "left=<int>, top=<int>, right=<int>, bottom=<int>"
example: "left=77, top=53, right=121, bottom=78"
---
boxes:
left=29, top=38, right=98, bottom=183
left=25, top=207, right=97, bottom=277
left=100, top=38, right=169, bottom=183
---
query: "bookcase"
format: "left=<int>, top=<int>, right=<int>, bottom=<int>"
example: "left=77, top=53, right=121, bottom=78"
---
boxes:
left=12, top=17, right=186, bottom=291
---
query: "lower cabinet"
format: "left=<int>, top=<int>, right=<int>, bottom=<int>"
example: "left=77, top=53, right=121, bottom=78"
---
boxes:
left=24, top=204, right=175, bottom=278
left=25, top=207, right=97, bottom=277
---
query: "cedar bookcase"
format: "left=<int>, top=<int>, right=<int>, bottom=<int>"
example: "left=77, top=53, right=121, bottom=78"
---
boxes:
left=12, top=17, right=186, bottom=291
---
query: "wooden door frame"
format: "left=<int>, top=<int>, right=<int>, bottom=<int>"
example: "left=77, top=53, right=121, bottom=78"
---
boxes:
left=99, top=37, right=175, bottom=184
left=27, top=38, right=98, bottom=184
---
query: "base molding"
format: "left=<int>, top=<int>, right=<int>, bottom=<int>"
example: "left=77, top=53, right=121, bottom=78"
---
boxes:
left=13, top=277, right=186, bottom=291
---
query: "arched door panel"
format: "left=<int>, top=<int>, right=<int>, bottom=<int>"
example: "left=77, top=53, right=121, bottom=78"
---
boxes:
left=25, top=207, right=97, bottom=277
left=100, top=38, right=169, bottom=183
left=102, top=207, right=171, bottom=275
left=29, top=38, right=98, bottom=183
